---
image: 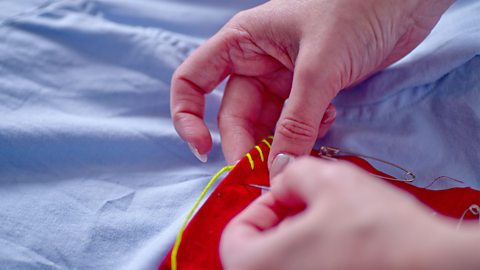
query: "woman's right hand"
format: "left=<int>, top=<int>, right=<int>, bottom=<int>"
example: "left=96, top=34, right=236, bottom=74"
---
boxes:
left=221, top=157, right=480, bottom=270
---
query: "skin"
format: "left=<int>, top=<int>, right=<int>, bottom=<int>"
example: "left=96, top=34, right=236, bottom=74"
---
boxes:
left=170, top=0, right=453, bottom=174
left=169, top=0, right=479, bottom=268
left=221, top=158, right=480, bottom=270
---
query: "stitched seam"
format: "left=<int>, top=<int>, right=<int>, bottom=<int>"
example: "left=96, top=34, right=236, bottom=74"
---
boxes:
left=255, top=146, right=264, bottom=163
left=246, top=153, right=254, bottom=170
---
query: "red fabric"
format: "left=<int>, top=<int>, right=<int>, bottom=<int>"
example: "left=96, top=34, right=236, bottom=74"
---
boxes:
left=160, top=139, right=272, bottom=270
left=160, top=140, right=480, bottom=270
left=339, top=155, right=480, bottom=219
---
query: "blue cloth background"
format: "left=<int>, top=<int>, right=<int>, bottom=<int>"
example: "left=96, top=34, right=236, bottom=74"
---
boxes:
left=0, top=0, right=479, bottom=269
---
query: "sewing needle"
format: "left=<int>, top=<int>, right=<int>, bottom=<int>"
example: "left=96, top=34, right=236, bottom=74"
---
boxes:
left=248, top=184, right=271, bottom=191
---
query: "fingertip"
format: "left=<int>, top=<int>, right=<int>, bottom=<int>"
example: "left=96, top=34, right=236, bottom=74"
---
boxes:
left=322, top=104, right=337, bottom=125
left=187, top=131, right=213, bottom=156
left=317, top=103, right=337, bottom=138
left=173, top=113, right=213, bottom=159
left=188, top=143, right=208, bottom=163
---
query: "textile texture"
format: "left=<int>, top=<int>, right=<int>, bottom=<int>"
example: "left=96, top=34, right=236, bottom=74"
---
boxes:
left=160, top=140, right=480, bottom=270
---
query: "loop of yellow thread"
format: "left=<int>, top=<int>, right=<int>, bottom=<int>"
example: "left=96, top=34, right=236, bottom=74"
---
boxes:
left=246, top=153, right=254, bottom=170
left=171, top=165, right=234, bottom=270
left=262, top=139, right=271, bottom=149
left=255, top=146, right=264, bottom=162
left=267, top=135, right=273, bottom=140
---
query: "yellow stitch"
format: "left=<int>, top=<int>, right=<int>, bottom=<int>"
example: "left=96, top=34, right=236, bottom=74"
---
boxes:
left=262, top=139, right=271, bottom=149
left=171, top=165, right=234, bottom=270
left=246, top=153, right=254, bottom=170
left=267, top=135, right=274, bottom=140
left=255, top=145, right=264, bottom=162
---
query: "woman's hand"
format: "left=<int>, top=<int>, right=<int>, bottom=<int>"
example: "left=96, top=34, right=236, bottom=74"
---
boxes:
left=170, top=0, right=453, bottom=173
left=220, top=157, right=480, bottom=270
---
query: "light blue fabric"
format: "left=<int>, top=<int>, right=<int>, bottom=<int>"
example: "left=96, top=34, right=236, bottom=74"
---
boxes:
left=0, top=0, right=478, bottom=269
left=325, top=0, right=480, bottom=189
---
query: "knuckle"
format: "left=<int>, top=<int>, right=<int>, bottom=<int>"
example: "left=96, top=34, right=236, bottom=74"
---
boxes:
left=217, top=113, right=248, bottom=129
left=171, top=67, right=182, bottom=81
left=230, top=10, right=254, bottom=26
left=225, top=11, right=257, bottom=41
left=171, top=111, right=185, bottom=124
left=277, top=117, right=317, bottom=142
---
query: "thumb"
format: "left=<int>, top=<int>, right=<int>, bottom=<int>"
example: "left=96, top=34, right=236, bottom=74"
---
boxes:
left=268, top=42, right=340, bottom=178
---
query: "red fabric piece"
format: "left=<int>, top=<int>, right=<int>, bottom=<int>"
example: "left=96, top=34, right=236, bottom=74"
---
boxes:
left=160, top=139, right=272, bottom=270
left=338, top=155, right=480, bottom=219
left=160, top=140, right=480, bottom=270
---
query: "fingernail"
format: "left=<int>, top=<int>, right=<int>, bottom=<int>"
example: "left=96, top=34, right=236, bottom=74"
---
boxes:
left=188, top=143, right=208, bottom=163
left=270, top=153, right=294, bottom=178
left=322, top=106, right=337, bottom=124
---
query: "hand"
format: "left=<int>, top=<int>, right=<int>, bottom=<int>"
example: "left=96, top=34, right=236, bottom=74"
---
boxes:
left=220, top=157, right=480, bottom=270
left=170, top=0, right=453, bottom=170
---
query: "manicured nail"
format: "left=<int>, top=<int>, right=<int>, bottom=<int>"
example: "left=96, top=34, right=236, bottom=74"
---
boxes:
left=188, top=143, right=208, bottom=163
left=322, top=106, right=337, bottom=124
left=270, top=153, right=294, bottom=178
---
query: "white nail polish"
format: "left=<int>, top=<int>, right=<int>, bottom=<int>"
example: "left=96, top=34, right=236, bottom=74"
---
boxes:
left=188, top=143, right=208, bottom=163
left=271, top=153, right=294, bottom=178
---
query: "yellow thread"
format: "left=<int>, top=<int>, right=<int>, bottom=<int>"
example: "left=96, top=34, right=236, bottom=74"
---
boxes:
left=262, top=139, right=271, bottom=149
left=246, top=153, right=254, bottom=170
left=267, top=135, right=273, bottom=140
left=171, top=165, right=234, bottom=270
left=255, top=146, right=264, bottom=162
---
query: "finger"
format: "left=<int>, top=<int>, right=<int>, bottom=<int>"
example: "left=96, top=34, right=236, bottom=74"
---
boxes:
left=268, top=42, right=340, bottom=170
left=219, top=67, right=291, bottom=164
left=252, top=91, right=283, bottom=141
left=223, top=160, right=329, bottom=246
left=224, top=159, right=321, bottom=241
left=171, top=23, right=284, bottom=158
left=317, top=103, right=337, bottom=138
left=218, top=79, right=281, bottom=165
left=171, top=31, right=235, bottom=156
left=220, top=192, right=288, bottom=264
left=218, top=75, right=263, bottom=165
left=223, top=193, right=287, bottom=240
left=221, top=165, right=319, bottom=270
left=253, top=67, right=293, bottom=139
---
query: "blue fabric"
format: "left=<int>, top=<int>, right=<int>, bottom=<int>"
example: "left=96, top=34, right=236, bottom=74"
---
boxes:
left=325, top=0, right=480, bottom=189
left=0, top=0, right=479, bottom=269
